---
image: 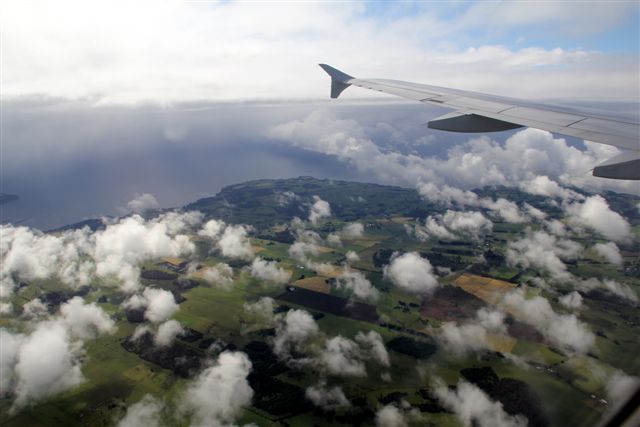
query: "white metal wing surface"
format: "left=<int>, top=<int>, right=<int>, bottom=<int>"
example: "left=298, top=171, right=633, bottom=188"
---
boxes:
left=319, top=64, right=640, bottom=180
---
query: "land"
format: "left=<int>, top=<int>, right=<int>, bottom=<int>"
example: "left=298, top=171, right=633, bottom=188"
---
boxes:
left=1, top=177, right=639, bottom=427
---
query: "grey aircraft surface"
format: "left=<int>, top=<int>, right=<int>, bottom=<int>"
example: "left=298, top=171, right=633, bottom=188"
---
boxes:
left=320, top=64, right=640, bottom=180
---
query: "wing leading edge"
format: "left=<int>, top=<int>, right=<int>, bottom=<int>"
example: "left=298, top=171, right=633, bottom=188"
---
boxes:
left=319, top=64, right=640, bottom=180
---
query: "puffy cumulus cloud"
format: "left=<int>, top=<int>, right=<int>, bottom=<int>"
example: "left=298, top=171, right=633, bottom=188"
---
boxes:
left=58, top=297, right=116, bottom=339
left=249, top=257, right=291, bottom=286
left=21, top=298, right=49, bottom=320
left=592, top=242, right=623, bottom=265
left=523, top=203, right=547, bottom=221
left=0, top=329, right=24, bottom=396
left=417, top=182, right=480, bottom=207
left=217, top=225, right=254, bottom=260
left=577, top=278, right=638, bottom=304
left=506, top=230, right=582, bottom=281
left=480, top=198, right=529, bottom=224
left=418, top=184, right=526, bottom=225
left=544, top=219, right=567, bottom=236
left=342, top=222, right=364, bottom=238
left=273, top=309, right=319, bottom=359
left=320, top=336, right=367, bottom=377
left=11, top=323, right=84, bottom=410
left=375, top=404, right=409, bottom=427
left=117, top=394, right=163, bottom=427
left=384, top=252, right=439, bottom=294
left=439, top=308, right=507, bottom=356
left=243, top=297, right=276, bottom=324
left=93, top=214, right=196, bottom=291
left=3, top=298, right=115, bottom=410
left=305, top=382, right=350, bottom=411
left=198, top=263, right=234, bottom=290
left=275, top=191, right=299, bottom=207
left=288, top=241, right=320, bottom=261
left=559, top=291, right=583, bottom=310
left=335, top=268, right=379, bottom=302
left=414, top=210, right=492, bottom=241
left=326, top=233, right=342, bottom=247
left=126, top=193, right=159, bottom=214
left=269, top=111, right=637, bottom=195
left=154, top=319, right=184, bottom=347
left=319, top=331, right=390, bottom=377
left=181, top=351, right=253, bottom=427
left=309, top=196, right=332, bottom=225
left=0, top=225, right=94, bottom=292
left=434, top=380, right=527, bottom=427
left=503, top=290, right=595, bottom=353
left=606, top=371, right=640, bottom=405
left=355, top=330, right=390, bottom=367
left=198, top=219, right=226, bottom=239
left=345, top=250, right=360, bottom=263
left=566, top=196, right=631, bottom=242
left=442, top=210, right=493, bottom=238
left=125, top=287, right=179, bottom=323
left=519, top=175, right=580, bottom=201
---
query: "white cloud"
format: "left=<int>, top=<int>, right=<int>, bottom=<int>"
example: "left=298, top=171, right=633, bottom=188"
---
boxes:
left=592, top=242, right=623, bottom=265
left=273, top=309, right=319, bottom=359
left=559, top=291, right=583, bottom=310
left=506, top=230, right=582, bottom=281
left=345, top=250, right=360, bottom=263
left=355, top=330, right=390, bottom=367
left=577, top=278, right=638, bottom=304
left=93, top=215, right=196, bottom=291
left=434, top=380, right=527, bottom=427
left=154, top=319, right=184, bottom=347
left=309, top=196, right=331, bottom=225
left=249, top=257, right=291, bottom=285
left=336, top=268, right=379, bottom=302
left=0, top=329, right=24, bottom=396
left=199, top=263, right=234, bottom=290
left=126, top=193, right=159, bottom=214
left=566, top=196, right=631, bottom=242
left=11, top=322, right=84, bottom=410
left=58, top=296, right=116, bottom=339
left=384, top=252, right=439, bottom=294
left=198, top=219, right=226, bottom=239
left=375, top=404, right=409, bottom=427
left=2, top=2, right=636, bottom=105
left=217, top=225, right=254, bottom=259
left=320, top=336, right=367, bottom=377
left=342, top=222, right=364, bottom=238
left=443, top=210, right=493, bottom=238
left=181, top=351, right=253, bottom=427
left=243, top=297, right=276, bottom=325
left=503, top=289, right=595, bottom=353
left=520, top=175, right=579, bottom=202
left=117, top=394, right=163, bottom=427
left=606, top=371, right=640, bottom=405
left=268, top=111, right=637, bottom=195
left=125, top=287, right=179, bottom=323
left=305, top=382, right=350, bottom=411
left=21, top=298, right=48, bottom=320
left=439, top=308, right=507, bottom=356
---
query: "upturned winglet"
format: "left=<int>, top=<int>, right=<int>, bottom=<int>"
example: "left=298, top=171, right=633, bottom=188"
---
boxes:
left=319, top=64, right=354, bottom=99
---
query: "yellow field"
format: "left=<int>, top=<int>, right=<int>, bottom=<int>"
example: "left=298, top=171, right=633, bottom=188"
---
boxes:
left=453, top=273, right=516, bottom=305
left=251, top=245, right=266, bottom=253
left=487, top=334, right=518, bottom=353
left=293, top=276, right=332, bottom=294
left=390, top=216, right=413, bottom=224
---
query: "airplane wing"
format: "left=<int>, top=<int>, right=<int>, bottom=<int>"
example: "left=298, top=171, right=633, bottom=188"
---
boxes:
left=319, top=64, right=640, bottom=180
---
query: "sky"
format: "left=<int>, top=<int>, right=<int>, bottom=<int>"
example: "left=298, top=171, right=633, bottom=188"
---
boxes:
left=1, top=0, right=639, bottom=229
